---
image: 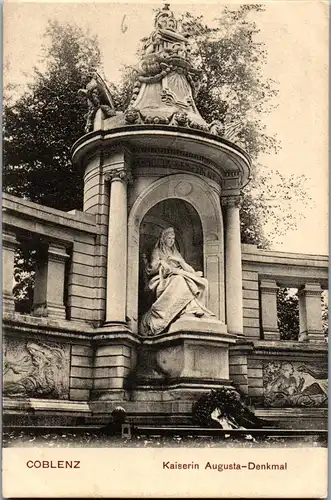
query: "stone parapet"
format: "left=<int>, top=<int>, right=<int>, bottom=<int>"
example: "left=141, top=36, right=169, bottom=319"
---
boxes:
left=242, top=244, right=328, bottom=343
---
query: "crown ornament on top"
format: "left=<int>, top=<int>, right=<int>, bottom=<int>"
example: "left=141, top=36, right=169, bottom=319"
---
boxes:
left=154, top=3, right=178, bottom=31
left=131, top=3, right=198, bottom=88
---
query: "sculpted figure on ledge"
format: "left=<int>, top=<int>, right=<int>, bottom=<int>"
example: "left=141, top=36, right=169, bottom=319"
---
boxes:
left=140, top=227, right=215, bottom=336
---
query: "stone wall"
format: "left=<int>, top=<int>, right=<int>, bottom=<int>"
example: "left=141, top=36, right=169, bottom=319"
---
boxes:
left=2, top=194, right=328, bottom=428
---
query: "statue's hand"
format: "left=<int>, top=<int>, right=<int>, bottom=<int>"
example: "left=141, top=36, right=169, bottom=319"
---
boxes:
left=195, top=271, right=203, bottom=277
left=160, top=260, right=171, bottom=273
left=168, top=256, right=182, bottom=264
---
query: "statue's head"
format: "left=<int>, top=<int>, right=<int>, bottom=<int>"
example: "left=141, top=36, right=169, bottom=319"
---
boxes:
left=91, top=88, right=101, bottom=106
left=174, top=111, right=188, bottom=127
left=125, top=108, right=140, bottom=124
left=160, top=227, right=175, bottom=248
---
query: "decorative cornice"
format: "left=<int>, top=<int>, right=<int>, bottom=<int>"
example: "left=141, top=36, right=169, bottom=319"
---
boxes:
left=298, top=289, right=322, bottom=298
left=131, top=145, right=209, bottom=165
left=135, top=157, right=221, bottom=184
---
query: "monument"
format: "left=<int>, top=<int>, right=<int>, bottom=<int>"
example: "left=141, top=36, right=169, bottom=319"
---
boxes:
left=3, top=4, right=328, bottom=429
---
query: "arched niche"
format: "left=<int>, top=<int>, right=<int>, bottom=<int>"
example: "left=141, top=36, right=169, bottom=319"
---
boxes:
left=127, top=173, right=225, bottom=333
left=139, top=199, right=203, bottom=319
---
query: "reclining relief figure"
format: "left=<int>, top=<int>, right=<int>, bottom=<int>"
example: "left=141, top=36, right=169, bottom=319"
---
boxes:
left=140, top=227, right=215, bottom=336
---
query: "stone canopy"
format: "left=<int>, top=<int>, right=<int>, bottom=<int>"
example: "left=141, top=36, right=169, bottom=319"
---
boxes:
left=113, top=4, right=208, bottom=131
left=82, top=4, right=230, bottom=139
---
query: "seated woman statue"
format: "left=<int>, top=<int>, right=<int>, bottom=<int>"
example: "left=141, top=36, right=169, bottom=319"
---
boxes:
left=140, top=227, right=215, bottom=336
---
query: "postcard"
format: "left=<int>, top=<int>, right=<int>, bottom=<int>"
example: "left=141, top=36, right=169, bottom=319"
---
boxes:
left=2, top=0, right=328, bottom=497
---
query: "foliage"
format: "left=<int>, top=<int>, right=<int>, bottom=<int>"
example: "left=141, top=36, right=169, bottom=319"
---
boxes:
left=240, top=166, right=310, bottom=247
left=4, top=22, right=103, bottom=308
left=4, top=429, right=318, bottom=448
left=181, top=5, right=279, bottom=160
left=177, top=6, right=311, bottom=247
left=13, top=243, right=36, bottom=314
left=321, top=291, right=328, bottom=336
left=276, top=288, right=299, bottom=340
left=4, top=8, right=312, bottom=308
left=3, top=21, right=102, bottom=211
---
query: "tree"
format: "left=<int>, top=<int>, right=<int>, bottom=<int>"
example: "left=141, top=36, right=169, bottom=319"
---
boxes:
left=3, top=21, right=102, bottom=211
left=180, top=6, right=279, bottom=160
left=176, top=6, right=310, bottom=246
left=321, top=291, right=328, bottom=337
left=4, top=7, right=311, bottom=309
left=4, top=21, right=103, bottom=308
left=119, top=5, right=310, bottom=247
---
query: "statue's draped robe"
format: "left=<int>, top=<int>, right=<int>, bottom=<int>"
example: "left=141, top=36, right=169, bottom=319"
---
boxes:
left=140, top=247, right=214, bottom=336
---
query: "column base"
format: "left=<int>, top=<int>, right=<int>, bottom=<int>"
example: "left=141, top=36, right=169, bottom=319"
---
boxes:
left=3, top=293, right=15, bottom=313
left=32, top=302, right=66, bottom=320
left=91, top=328, right=139, bottom=402
left=299, top=330, right=326, bottom=343
left=102, top=321, right=130, bottom=331
left=263, top=328, right=280, bottom=341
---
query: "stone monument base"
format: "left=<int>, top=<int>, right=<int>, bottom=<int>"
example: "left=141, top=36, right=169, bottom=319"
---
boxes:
left=129, top=326, right=236, bottom=391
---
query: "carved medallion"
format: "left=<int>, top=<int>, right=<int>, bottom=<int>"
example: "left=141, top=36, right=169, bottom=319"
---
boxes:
left=174, top=181, right=193, bottom=197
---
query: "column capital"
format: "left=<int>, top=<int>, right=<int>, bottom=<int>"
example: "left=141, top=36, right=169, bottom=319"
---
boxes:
left=260, top=279, right=279, bottom=294
left=3, top=230, right=18, bottom=250
left=298, top=282, right=322, bottom=298
left=221, top=194, right=243, bottom=209
left=104, top=167, right=132, bottom=184
left=48, top=242, right=69, bottom=263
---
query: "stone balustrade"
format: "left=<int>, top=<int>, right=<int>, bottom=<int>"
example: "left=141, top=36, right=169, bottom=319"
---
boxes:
left=2, top=195, right=328, bottom=343
left=242, top=244, right=328, bottom=343
left=3, top=193, right=98, bottom=323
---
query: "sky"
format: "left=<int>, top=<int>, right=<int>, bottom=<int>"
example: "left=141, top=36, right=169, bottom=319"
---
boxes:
left=3, top=0, right=329, bottom=255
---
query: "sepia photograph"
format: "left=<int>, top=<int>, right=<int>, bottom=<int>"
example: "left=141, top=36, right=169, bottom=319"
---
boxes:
left=2, top=0, right=328, bottom=497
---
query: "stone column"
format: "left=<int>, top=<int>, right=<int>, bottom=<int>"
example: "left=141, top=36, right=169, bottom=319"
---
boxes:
left=222, top=195, right=243, bottom=335
left=33, top=242, right=69, bottom=319
left=260, top=279, right=280, bottom=340
left=3, top=230, right=18, bottom=313
left=105, top=167, right=131, bottom=324
left=298, top=282, right=324, bottom=342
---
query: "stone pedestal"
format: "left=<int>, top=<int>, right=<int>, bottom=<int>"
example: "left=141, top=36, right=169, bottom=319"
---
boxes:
left=131, top=328, right=236, bottom=390
left=3, top=230, right=17, bottom=313
left=91, top=327, right=139, bottom=401
left=33, top=242, right=68, bottom=319
left=222, top=195, right=244, bottom=335
left=298, top=282, right=324, bottom=342
left=260, top=279, right=280, bottom=340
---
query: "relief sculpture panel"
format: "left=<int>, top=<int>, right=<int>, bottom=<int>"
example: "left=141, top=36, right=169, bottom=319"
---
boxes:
left=263, top=361, right=328, bottom=408
left=3, top=338, right=70, bottom=399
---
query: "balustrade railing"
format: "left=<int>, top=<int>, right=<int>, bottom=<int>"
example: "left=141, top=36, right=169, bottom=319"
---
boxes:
left=2, top=195, right=328, bottom=339
left=242, top=244, right=328, bottom=343
left=3, top=193, right=98, bottom=323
